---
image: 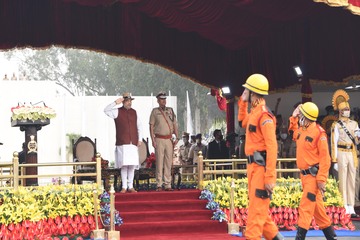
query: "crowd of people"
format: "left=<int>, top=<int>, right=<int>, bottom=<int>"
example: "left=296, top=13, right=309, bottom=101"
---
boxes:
left=103, top=73, right=360, bottom=240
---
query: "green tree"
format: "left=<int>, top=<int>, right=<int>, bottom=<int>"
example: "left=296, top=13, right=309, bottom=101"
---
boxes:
left=5, top=47, right=226, bottom=134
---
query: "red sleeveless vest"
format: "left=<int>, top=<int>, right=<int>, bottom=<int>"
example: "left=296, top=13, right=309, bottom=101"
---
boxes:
left=115, top=107, right=138, bottom=146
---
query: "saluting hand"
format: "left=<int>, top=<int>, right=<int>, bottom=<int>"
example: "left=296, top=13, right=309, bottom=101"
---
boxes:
left=115, top=97, right=124, bottom=105
left=241, top=89, right=250, bottom=102
left=292, top=104, right=302, bottom=117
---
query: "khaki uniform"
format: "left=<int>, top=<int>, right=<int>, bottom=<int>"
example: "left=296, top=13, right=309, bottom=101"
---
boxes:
left=188, top=143, right=207, bottom=178
left=178, top=142, right=193, bottom=177
left=188, top=143, right=207, bottom=164
left=331, top=119, right=359, bottom=207
left=149, top=107, right=178, bottom=188
left=356, top=154, right=360, bottom=202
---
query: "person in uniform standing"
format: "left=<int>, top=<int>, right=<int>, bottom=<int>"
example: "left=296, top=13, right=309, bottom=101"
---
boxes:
left=178, top=132, right=193, bottom=181
left=237, top=73, right=283, bottom=240
left=188, top=134, right=207, bottom=165
left=104, top=93, right=143, bottom=193
left=289, top=102, right=336, bottom=240
left=149, top=91, right=179, bottom=191
left=330, top=89, right=360, bottom=218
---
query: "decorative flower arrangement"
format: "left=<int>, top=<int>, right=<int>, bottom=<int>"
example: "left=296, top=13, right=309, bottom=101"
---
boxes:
left=0, top=184, right=97, bottom=239
left=11, top=103, right=56, bottom=121
left=199, top=189, right=227, bottom=222
left=212, top=208, right=227, bottom=223
left=145, top=152, right=156, bottom=168
left=99, top=191, right=123, bottom=227
left=201, top=177, right=355, bottom=231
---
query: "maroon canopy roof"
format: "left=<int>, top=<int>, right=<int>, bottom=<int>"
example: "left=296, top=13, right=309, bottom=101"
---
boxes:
left=1, top=0, right=360, bottom=96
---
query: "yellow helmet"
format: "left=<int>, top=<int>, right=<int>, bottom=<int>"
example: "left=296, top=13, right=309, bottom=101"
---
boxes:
left=299, top=102, right=319, bottom=121
left=242, top=74, right=269, bottom=95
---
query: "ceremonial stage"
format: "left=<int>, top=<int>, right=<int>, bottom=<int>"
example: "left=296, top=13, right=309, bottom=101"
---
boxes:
left=115, top=188, right=360, bottom=240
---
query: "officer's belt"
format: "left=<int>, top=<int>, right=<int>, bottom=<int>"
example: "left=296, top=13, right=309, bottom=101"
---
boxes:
left=155, top=134, right=172, bottom=139
left=300, top=164, right=319, bottom=176
left=247, top=151, right=266, bottom=166
left=300, top=169, right=311, bottom=175
left=247, top=155, right=256, bottom=164
left=337, top=144, right=352, bottom=149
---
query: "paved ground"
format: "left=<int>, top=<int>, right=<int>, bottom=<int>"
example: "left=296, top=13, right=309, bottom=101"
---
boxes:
left=282, top=217, right=360, bottom=239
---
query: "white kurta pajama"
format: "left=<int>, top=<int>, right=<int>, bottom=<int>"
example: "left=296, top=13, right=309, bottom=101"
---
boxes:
left=104, top=102, right=143, bottom=190
left=114, top=144, right=139, bottom=168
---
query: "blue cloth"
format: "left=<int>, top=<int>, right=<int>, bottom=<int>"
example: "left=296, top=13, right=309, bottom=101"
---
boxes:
left=232, top=230, right=360, bottom=237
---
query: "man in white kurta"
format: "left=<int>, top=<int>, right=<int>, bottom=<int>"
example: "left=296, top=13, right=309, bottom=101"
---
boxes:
left=104, top=93, right=143, bottom=193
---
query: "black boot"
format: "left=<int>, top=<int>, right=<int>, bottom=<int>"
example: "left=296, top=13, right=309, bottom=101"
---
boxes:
left=295, top=227, right=307, bottom=240
left=272, top=232, right=284, bottom=240
left=322, top=225, right=337, bottom=240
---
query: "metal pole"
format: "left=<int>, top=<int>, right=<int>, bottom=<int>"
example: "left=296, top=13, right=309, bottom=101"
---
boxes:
left=96, top=153, right=102, bottom=189
left=110, top=184, right=115, bottom=231
left=13, top=152, right=19, bottom=190
left=230, top=180, right=235, bottom=223
left=227, top=179, right=239, bottom=234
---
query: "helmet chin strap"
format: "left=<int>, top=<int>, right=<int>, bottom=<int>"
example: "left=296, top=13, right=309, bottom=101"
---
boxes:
left=250, top=90, right=264, bottom=107
left=299, top=115, right=311, bottom=129
left=251, top=97, right=262, bottom=108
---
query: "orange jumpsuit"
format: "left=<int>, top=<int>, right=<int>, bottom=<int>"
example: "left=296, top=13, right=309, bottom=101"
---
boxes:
left=288, top=116, right=332, bottom=230
left=238, top=98, right=278, bottom=240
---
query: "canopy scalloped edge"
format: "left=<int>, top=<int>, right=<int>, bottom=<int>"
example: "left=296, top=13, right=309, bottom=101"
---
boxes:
left=314, top=0, right=360, bottom=16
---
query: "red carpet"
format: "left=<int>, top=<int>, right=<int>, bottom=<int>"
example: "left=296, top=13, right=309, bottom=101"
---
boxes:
left=114, top=189, right=241, bottom=240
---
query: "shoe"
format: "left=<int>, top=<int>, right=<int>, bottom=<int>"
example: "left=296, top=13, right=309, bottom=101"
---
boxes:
left=165, top=188, right=174, bottom=191
left=156, top=187, right=162, bottom=192
left=350, top=213, right=360, bottom=218
left=120, top=188, right=127, bottom=193
left=128, top=188, right=137, bottom=193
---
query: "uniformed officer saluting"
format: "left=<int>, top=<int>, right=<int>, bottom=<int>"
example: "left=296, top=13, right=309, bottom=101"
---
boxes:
left=238, top=74, right=283, bottom=240
left=289, top=102, right=336, bottom=240
left=149, top=91, right=179, bottom=191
